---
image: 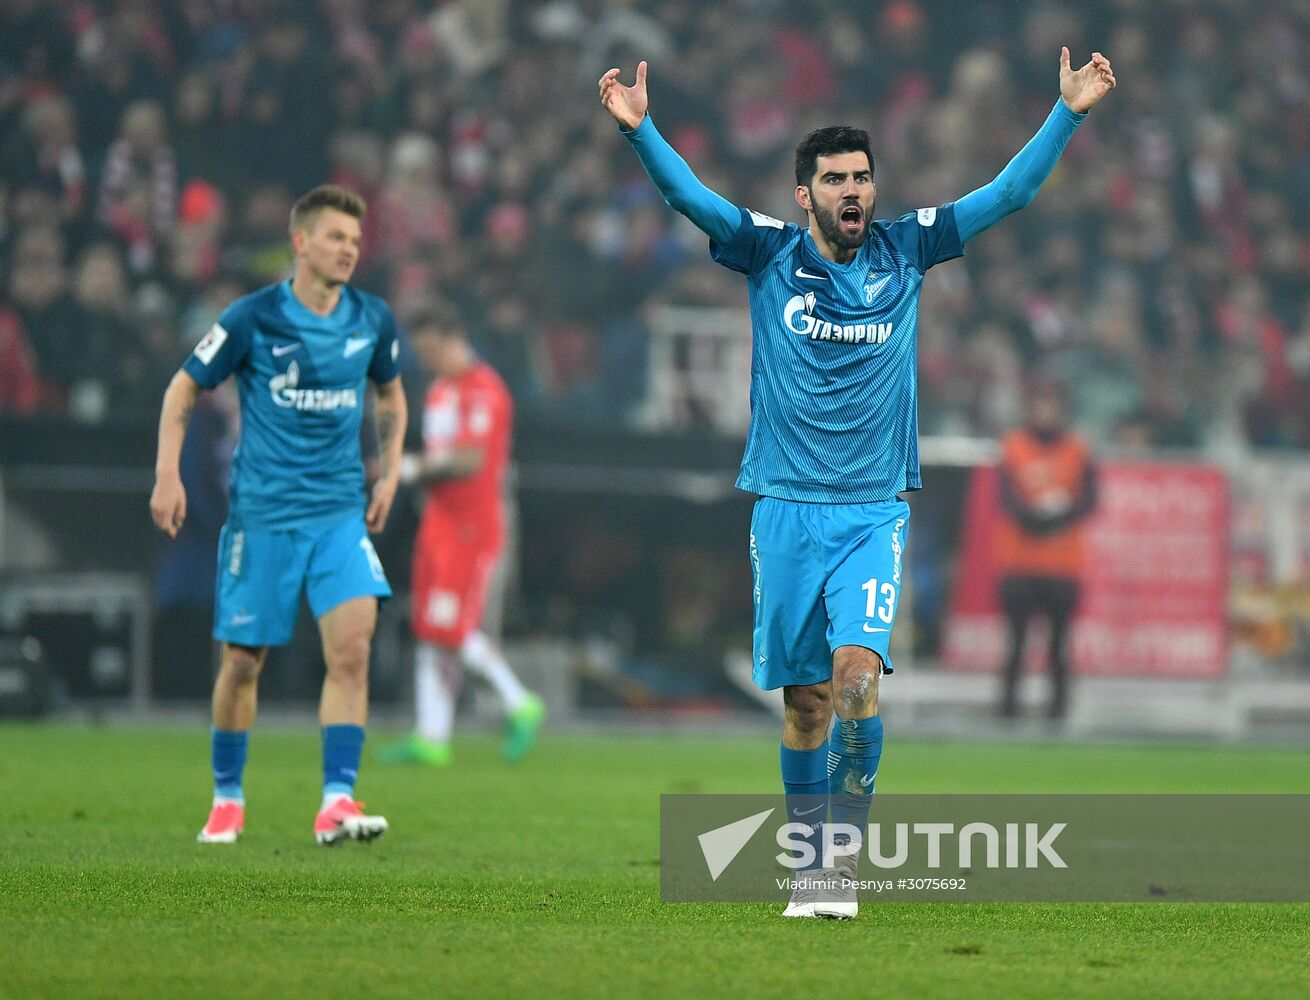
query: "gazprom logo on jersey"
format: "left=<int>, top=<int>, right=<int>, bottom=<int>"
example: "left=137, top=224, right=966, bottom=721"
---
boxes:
left=269, top=361, right=358, bottom=411
left=783, top=292, right=893, bottom=345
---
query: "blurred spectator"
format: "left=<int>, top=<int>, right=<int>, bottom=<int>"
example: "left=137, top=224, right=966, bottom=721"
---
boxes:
left=0, top=0, right=1304, bottom=449
left=171, top=70, right=231, bottom=189
left=169, top=180, right=228, bottom=289
left=0, top=304, right=40, bottom=414
left=375, top=133, right=454, bottom=259
left=135, top=280, right=188, bottom=379
left=235, top=14, right=332, bottom=192
left=4, top=95, right=85, bottom=223
left=0, top=0, right=75, bottom=89
left=994, top=378, right=1097, bottom=720
left=97, top=100, right=176, bottom=273
left=228, top=184, right=295, bottom=286
left=68, top=242, right=166, bottom=420
left=7, top=224, right=74, bottom=407
left=327, top=129, right=386, bottom=243
left=69, top=9, right=172, bottom=154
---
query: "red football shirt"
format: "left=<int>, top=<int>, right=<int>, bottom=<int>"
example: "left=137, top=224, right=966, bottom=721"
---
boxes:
left=420, top=361, right=512, bottom=533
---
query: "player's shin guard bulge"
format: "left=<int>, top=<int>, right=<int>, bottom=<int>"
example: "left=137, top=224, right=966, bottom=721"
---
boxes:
left=827, top=715, right=884, bottom=840
left=816, top=714, right=884, bottom=918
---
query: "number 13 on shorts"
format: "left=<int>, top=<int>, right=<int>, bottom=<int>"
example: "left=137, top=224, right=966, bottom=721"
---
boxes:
left=829, top=509, right=907, bottom=671
left=861, top=576, right=897, bottom=626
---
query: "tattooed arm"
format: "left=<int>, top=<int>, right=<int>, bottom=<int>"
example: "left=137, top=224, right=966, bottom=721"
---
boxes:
left=150, top=369, right=202, bottom=538
left=366, top=374, right=408, bottom=533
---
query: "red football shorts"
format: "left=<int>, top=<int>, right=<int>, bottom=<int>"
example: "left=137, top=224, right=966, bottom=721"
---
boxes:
left=411, top=513, right=502, bottom=647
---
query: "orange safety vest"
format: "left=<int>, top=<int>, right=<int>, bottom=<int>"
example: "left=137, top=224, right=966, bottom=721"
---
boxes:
left=993, top=429, right=1092, bottom=578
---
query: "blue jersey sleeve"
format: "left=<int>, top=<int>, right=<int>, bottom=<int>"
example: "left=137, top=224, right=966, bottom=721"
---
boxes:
left=953, top=100, right=1086, bottom=242
left=883, top=203, right=965, bottom=273
left=182, top=300, right=253, bottom=389
left=709, top=207, right=799, bottom=276
left=368, top=300, right=401, bottom=383
left=622, top=116, right=740, bottom=245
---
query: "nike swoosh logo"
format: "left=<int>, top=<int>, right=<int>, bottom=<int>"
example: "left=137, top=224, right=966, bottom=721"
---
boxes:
left=859, top=774, right=876, bottom=787
left=795, top=267, right=828, bottom=281
left=230, top=614, right=256, bottom=626
left=863, top=625, right=890, bottom=633
left=792, top=804, right=825, bottom=817
left=344, top=337, right=371, bottom=358
left=272, top=343, right=300, bottom=357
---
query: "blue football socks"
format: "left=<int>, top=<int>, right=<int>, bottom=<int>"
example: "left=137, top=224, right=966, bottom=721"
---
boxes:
left=211, top=728, right=248, bottom=802
left=827, top=714, right=884, bottom=858
left=322, top=724, right=365, bottom=799
left=780, top=741, right=829, bottom=870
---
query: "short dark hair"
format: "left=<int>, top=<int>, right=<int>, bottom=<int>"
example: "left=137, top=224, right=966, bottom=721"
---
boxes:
left=409, top=299, right=465, bottom=339
left=288, top=184, right=366, bottom=235
left=794, top=127, right=875, bottom=187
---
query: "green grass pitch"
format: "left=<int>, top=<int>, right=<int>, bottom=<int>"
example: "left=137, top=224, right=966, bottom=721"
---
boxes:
left=2, top=724, right=1309, bottom=999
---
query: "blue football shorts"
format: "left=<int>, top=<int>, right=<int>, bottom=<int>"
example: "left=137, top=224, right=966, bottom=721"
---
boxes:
left=749, top=496, right=910, bottom=690
left=213, top=511, right=392, bottom=647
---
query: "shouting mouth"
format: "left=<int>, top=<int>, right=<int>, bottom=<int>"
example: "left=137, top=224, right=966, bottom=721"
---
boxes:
left=839, top=204, right=864, bottom=233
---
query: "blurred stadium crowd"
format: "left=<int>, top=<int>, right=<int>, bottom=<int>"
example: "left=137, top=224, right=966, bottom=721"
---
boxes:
left=0, top=0, right=1307, bottom=450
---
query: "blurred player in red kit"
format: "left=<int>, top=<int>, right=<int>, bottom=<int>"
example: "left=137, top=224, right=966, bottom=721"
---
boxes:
left=384, top=301, right=544, bottom=766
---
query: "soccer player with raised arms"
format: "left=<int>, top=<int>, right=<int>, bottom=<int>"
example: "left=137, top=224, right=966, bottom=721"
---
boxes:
left=601, top=49, right=1115, bottom=917
left=150, top=185, right=407, bottom=846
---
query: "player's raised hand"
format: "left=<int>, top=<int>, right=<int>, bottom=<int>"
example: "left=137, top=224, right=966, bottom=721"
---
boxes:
left=599, top=60, right=648, bottom=130
left=1060, top=47, right=1117, bottom=112
left=1060, top=47, right=1116, bottom=113
left=150, top=475, right=187, bottom=539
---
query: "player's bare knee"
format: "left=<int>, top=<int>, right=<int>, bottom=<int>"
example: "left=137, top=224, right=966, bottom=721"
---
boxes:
left=832, top=647, right=881, bottom=716
left=783, top=684, right=831, bottom=738
left=221, top=644, right=265, bottom=686
left=835, top=679, right=878, bottom=717
left=325, top=633, right=371, bottom=684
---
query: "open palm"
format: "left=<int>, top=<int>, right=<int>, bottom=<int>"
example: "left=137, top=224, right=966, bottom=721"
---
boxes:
left=599, top=61, right=649, bottom=130
left=1060, top=47, right=1116, bottom=113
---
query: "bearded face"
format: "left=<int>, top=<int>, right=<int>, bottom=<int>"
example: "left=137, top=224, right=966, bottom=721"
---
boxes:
left=811, top=196, right=872, bottom=252
left=800, top=150, right=876, bottom=255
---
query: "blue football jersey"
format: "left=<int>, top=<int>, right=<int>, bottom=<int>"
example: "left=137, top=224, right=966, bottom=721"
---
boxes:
left=711, top=204, right=963, bottom=503
left=183, top=280, right=401, bottom=528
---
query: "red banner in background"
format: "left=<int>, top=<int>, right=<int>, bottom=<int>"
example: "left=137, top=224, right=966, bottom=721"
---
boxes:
left=943, top=462, right=1230, bottom=678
